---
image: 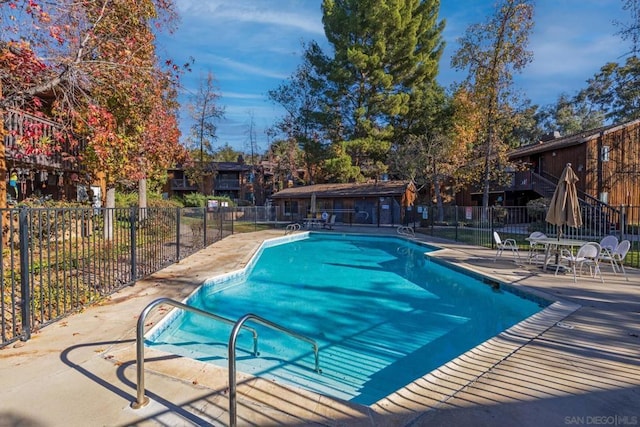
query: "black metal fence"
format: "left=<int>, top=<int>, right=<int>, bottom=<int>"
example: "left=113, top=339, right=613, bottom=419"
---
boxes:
left=2, top=204, right=638, bottom=348
left=416, top=205, right=640, bottom=269
left=0, top=205, right=286, bottom=348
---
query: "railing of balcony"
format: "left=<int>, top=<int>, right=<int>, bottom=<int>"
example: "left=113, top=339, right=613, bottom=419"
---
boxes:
left=3, top=109, right=82, bottom=169
left=215, top=178, right=241, bottom=190
left=170, top=178, right=198, bottom=190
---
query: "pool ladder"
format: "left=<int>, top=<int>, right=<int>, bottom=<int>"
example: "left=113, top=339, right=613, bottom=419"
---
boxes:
left=131, top=297, right=321, bottom=427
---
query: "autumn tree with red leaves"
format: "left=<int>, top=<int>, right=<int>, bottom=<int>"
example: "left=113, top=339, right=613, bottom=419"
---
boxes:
left=0, top=0, right=187, bottom=213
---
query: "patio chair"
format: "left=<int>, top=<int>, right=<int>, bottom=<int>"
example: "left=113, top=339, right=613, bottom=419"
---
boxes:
left=598, top=235, right=619, bottom=257
left=493, top=231, right=520, bottom=262
left=555, top=242, right=603, bottom=283
left=599, top=239, right=630, bottom=281
left=527, top=231, right=547, bottom=264
left=322, top=214, right=336, bottom=230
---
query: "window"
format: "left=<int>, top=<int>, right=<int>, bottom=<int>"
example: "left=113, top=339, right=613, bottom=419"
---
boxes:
left=284, top=201, right=298, bottom=217
left=601, top=145, right=610, bottom=162
left=599, top=192, right=609, bottom=204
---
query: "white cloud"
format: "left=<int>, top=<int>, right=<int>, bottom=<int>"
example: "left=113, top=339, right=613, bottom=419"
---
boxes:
left=439, top=0, right=627, bottom=106
left=210, top=55, right=290, bottom=80
left=223, top=91, right=267, bottom=100
left=511, top=1, right=626, bottom=105
left=176, top=0, right=324, bottom=35
left=170, top=0, right=630, bottom=150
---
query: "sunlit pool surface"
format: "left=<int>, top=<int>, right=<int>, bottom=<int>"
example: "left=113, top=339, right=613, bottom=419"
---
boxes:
left=148, top=233, right=545, bottom=405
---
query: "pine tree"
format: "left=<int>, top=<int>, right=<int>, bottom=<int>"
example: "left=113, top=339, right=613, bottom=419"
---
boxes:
left=319, top=0, right=445, bottom=181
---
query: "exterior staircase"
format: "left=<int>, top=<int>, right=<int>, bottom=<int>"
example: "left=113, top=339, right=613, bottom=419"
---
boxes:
left=529, top=171, right=622, bottom=235
left=529, top=171, right=556, bottom=199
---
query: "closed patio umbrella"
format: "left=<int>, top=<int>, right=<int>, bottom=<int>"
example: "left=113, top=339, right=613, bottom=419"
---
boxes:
left=546, top=163, right=583, bottom=238
left=310, top=192, right=317, bottom=215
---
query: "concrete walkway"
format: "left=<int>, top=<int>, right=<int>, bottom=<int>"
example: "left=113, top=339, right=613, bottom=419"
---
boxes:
left=0, top=228, right=638, bottom=426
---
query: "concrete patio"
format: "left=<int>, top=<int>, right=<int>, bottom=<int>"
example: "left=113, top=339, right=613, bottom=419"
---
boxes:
left=0, top=227, right=638, bottom=426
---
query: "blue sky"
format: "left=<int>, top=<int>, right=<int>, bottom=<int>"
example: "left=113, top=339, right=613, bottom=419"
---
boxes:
left=156, top=1, right=629, bottom=154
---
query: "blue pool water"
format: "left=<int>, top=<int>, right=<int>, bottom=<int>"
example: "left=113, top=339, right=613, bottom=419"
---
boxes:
left=149, top=234, right=544, bottom=405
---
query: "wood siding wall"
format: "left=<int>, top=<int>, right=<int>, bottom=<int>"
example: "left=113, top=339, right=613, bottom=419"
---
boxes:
left=508, top=120, right=640, bottom=207
left=584, top=121, right=640, bottom=207
left=538, top=144, right=586, bottom=188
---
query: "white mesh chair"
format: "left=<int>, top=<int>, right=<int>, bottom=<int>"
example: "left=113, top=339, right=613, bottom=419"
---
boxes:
left=322, top=214, right=336, bottom=230
left=527, top=231, right=547, bottom=264
left=599, top=240, right=630, bottom=281
left=556, top=242, right=603, bottom=283
left=493, top=231, right=520, bottom=262
left=599, top=235, right=619, bottom=257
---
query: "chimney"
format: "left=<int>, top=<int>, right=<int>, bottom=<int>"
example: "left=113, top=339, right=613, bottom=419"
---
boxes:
left=540, top=131, right=561, bottom=142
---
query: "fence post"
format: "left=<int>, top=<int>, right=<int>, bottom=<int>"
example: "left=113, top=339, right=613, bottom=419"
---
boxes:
left=490, top=207, right=495, bottom=249
left=130, top=207, right=137, bottom=282
left=455, top=206, right=459, bottom=242
left=203, top=207, right=207, bottom=247
left=18, top=207, right=31, bottom=341
left=176, top=207, right=181, bottom=261
left=219, top=207, right=223, bottom=237
left=429, top=205, right=434, bottom=235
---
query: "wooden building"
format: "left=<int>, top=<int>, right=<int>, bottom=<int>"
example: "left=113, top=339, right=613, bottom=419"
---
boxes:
left=3, top=108, right=86, bottom=203
left=270, top=180, right=417, bottom=226
left=165, top=160, right=255, bottom=204
left=507, top=118, right=640, bottom=208
left=456, top=119, right=640, bottom=211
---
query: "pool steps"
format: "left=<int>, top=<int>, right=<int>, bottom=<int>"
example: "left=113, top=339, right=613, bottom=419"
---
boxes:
left=132, top=297, right=321, bottom=427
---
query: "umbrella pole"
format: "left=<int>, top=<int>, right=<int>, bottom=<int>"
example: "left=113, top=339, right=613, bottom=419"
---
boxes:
left=555, top=226, right=562, bottom=266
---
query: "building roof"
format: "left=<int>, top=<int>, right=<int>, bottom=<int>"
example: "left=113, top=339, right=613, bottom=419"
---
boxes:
left=271, top=181, right=413, bottom=199
left=509, top=118, right=640, bottom=159
left=170, top=162, right=253, bottom=172
left=209, top=162, right=252, bottom=172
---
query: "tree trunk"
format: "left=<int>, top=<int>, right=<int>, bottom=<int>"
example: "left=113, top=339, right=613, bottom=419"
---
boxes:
left=103, top=186, right=116, bottom=240
left=138, top=178, right=147, bottom=221
left=482, top=132, right=493, bottom=210
left=432, top=159, right=445, bottom=222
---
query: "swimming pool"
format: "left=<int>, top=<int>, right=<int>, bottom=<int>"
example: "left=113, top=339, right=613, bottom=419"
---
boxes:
left=148, top=233, right=546, bottom=405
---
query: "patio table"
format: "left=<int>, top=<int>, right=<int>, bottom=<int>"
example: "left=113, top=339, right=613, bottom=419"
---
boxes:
left=525, top=237, right=589, bottom=271
left=303, top=218, right=323, bottom=228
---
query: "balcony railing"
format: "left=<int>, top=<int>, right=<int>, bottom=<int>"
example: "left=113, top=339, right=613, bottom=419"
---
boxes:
left=170, top=178, right=198, bottom=191
left=215, top=178, right=241, bottom=190
left=3, top=108, right=82, bottom=169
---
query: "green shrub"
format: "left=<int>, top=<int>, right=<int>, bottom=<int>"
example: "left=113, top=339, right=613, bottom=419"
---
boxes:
left=115, top=192, right=138, bottom=208
left=527, top=198, right=549, bottom=221
left=183, top=193, right=209, bottom=207
left=147, top=193, right=182, bottom=208
left=183, top=193, right=234, bottom=208
left=115, top=191, right=182, bottom=208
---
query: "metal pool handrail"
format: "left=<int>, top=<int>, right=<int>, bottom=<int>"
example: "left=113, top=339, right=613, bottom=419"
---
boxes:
left=228, top=313, right=321, bottom=427
left=131, top=297, right=259, bottom=409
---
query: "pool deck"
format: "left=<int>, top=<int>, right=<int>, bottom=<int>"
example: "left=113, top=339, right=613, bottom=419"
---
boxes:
left=0, top=227, right=638, bottom=426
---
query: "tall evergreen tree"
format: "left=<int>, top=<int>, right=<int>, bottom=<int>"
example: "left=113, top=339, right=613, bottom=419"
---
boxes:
left=319, top=0, right=445, bottom=181
left=268, top=43, right=335, bottom=184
